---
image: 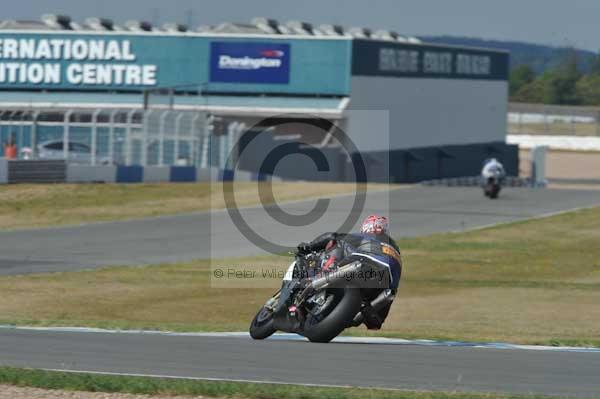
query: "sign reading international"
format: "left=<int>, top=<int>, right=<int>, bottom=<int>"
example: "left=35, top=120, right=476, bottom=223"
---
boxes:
left=210, top=42, right=290, bottom=84
left=0, top=37, right=158, bottom=86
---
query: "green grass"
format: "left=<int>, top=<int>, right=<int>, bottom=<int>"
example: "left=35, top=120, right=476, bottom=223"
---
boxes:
left=1, top=207, right=600, bottom=347
left=0, top=182, right=382, bottom=230
left=0, top=367, right=575, bottom=399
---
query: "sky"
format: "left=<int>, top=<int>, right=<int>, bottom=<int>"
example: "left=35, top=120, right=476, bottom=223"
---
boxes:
left=2, top=0, right=598, bottom=52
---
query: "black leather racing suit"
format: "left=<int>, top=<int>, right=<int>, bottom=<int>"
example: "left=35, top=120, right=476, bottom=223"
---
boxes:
left=298, top=232, right=402, bottom=329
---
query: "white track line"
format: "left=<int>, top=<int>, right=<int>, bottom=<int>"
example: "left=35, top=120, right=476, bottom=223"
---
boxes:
left=1, top=325, right=599, bottom=353
left=39, top=368, right=409, bottom=392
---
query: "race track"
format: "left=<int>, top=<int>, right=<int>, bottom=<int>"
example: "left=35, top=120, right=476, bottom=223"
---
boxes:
left=1, top=186, right=600, bottom=396
left=0, top=186, right=599, bottom=275
left=1, top=328, right=599, bottom=397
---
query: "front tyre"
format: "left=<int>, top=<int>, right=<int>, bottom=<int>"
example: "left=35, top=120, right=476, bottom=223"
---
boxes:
left=250, top=306, right=276, bottom=340
left=304, top=286, right=362, bottom=343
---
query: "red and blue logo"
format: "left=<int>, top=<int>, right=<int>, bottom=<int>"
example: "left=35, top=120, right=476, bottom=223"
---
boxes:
left=260, top=50, right=285, bottom=58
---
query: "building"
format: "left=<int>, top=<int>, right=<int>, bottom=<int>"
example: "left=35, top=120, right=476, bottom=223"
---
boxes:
left=0, top=15, right=517, bottom=183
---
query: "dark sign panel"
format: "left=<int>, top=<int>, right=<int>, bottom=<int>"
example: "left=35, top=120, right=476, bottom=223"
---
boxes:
left=352, top=39, right=509, bottom=80
left=210, top=42, right=291, bottom=84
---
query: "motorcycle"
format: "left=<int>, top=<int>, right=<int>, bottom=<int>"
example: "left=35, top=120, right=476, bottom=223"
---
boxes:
left=481, top=160, right=505, bottom=200
left=483, top=175, right=502, bottom=199
left=249, top=250, right=396, bottom=343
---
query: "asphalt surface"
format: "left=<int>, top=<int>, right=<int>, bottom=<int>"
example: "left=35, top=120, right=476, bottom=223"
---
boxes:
left=1, top=329, right=599, bottom=397
left=1, top=186, right=599, bottom=275
left=2, top=186, right=600, bottom=397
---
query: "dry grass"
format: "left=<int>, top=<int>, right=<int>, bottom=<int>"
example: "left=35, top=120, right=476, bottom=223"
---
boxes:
left=0, top=384, right=211, bottom=399
left=0, top=182, right=386, bottom=230
left=0, top=256, right=286, bottom=332
left=1, top=207, right=600, bottom=346
left=509, top=121, right=599, bottom=136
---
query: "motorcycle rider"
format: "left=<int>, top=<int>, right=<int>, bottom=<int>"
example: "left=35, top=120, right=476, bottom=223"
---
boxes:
left=296, top=214, right=402, bottom=330
left=481, top=158, right=506, bottom=182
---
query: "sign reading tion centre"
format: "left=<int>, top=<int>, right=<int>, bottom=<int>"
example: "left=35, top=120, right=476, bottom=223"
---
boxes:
left=0, top=37, right=158, bottom=87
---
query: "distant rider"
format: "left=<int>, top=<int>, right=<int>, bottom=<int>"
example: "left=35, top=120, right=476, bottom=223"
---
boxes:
left=296, top=214, right=402, bottom=330
left=481, top=158, right=506, bottom=181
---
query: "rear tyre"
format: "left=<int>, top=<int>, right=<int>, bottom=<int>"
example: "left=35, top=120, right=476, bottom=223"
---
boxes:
left=490, top=186, right=500, bottom=199
left=249, top=306, right=276, bottom=340
left=304, top=287, right=362, bottom=343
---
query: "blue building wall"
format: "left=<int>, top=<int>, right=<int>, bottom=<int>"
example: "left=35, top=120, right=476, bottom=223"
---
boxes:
left=0, top=32, right=352, bottom=95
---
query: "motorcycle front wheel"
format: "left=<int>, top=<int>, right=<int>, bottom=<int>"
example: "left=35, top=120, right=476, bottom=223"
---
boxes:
left=249, top=306, right=276, bottom=340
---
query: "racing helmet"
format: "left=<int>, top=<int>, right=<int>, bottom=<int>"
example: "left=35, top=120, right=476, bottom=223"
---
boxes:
left=360, top=214, right=389, bottom=235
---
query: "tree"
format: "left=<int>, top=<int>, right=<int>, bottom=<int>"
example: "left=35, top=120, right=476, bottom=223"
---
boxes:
left=590, top=52, right=600, bottom=75
left=576, top=74, right=600, bottom=105
left=512, top=78, right=545, bottom=103
left=509, top=65, right=535, bottom=96
left=540, top=52, right=582, bottom=105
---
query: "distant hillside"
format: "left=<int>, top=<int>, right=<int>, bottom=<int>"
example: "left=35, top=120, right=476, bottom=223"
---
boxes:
left=420, top=36, right=597, bottom=74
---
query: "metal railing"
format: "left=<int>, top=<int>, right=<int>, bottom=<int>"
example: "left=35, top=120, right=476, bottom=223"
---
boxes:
left=0, top=107, right=241, bottom=168
left=508, top=103, right=600, bottom=136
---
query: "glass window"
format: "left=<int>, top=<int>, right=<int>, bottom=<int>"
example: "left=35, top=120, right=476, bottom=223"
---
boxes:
left=44, top=142, right=63, bottom=150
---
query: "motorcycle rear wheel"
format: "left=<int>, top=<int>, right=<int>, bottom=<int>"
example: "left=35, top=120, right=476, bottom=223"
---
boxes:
left=303, top=286, right=362, bottom=343
left=490, top=186, right=500, bottom=199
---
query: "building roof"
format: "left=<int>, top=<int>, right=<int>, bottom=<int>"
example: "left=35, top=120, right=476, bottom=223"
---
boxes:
left=0, top=14, right=422, bottom=44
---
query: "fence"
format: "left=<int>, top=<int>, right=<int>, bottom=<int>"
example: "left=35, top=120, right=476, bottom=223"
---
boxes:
left=508, top=103, right=600, bottom=136
left=0, top=107, right=241, bottom=169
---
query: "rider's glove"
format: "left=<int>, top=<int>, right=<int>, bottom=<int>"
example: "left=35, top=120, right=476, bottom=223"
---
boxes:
left=296, top=242, right=311, bottom=255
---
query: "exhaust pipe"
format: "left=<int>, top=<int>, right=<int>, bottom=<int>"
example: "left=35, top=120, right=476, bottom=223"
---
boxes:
left=309, top=261, right=363, bottom=291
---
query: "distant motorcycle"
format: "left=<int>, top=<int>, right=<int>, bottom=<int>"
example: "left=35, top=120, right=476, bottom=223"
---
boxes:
left=483, top=175, right=502, bottom=199
left=481, top=158, right=505, bottom=200
left=250, top=250, right=396, bottom=343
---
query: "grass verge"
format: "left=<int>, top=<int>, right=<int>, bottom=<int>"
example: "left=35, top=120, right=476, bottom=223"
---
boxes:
left=1, top=207, right=600, bottom=347
left=0, top=182, right=388, bottom=230
left=0, top=367, right=569, bottom=399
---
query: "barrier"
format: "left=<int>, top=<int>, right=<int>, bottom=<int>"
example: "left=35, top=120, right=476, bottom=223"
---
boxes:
left=143, top=166, right=170, bottom=183
left=116, top=166, right=144, bottom=183
left=197, top=167, right=220, bottom=182
left=66, top=165, right=117, bottom=183
left=0, top=163, right=279, bottom=184
left=7, top=160, right=66, bottom=183
left=0, top=159, right=7, bottom=184
left=421, top=175, right=542, bottom=188
left=170, top=166, right=196, bottom=182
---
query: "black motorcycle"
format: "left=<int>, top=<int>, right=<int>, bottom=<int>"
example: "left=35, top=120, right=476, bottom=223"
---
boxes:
left=250, top=250, right=396, bottom=343
left=483, top=176, right=502, bottom=199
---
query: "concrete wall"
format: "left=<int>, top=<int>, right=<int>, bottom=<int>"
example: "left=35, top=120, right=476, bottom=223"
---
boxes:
left=234, top=128, right=518, bottom=183
left=378, top=142, right=519, bottom=183
left=142, top=166, right=170, bottom=183
left=0, top=159, right=7, bottom=184
left=197, top=167, right=220, bottom=182
left=66, top=165, right=117, bottom=183
left=348, top=76, right=508, bottom=152
left=1, top=163, right=273, bottom=184
left=236, top=131, right=345, bottom=181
